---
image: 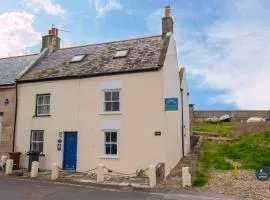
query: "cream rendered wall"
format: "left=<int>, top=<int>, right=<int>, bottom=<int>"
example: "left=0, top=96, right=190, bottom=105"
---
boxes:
left=181, top=72, right=191, bottom=155
left=162, top=35, right=183, bottom=175
left=15, top=71, right=166, bottom=173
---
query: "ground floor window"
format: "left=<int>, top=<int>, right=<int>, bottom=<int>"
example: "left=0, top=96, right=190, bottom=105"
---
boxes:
left=104, top=131, right=117, bottom=155
left=30, top=130, right=44, bottom=152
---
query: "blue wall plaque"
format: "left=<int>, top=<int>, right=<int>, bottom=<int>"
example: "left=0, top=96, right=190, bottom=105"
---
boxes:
left=165, top=98, right=178, bottom=111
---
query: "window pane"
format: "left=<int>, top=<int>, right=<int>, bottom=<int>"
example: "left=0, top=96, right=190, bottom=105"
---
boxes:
left=112, top=102, right=119, bottom=111
left=105, top=102, right=112, bottom=112
left=111, top=144, right=117, bottom=155
left=44, top=95, right=50, bottom=104
left=37, top=105, right=49, bottom=115
left=37, top=96, right=43, bottom=105
left=37, top=106, right=44, bottom=115
left=105, top=92, right=111, bottom=101
left=39, top=143, right=43, bottom=152
left=36, top=132, right=43, bottom=141
left=105, top=132, right=110, bottom=142
left=31, top=142, right=37, bottom=151
left=112, top=91, right=119, bottom=101
left=32, top=132, right=37, bottom=141
left=44, top=105, right=50, bottom=114
left=111, top=132, right=117, bottom=142
left=105, top=144, right=111, bottom=154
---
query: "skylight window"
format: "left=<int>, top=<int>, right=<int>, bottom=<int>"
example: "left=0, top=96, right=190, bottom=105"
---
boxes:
left=114, top=49, right=129, bottom=58
left=70, top=54, right=86, bottom=63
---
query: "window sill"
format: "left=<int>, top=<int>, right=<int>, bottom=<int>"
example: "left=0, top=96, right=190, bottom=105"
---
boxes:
left=26, top=153, right=45, bottom=157
left=33, top=114, right=51, bottom=118
left=100, top=156, right=120, bottom=160
left=100, top=112, right=122, bottom=115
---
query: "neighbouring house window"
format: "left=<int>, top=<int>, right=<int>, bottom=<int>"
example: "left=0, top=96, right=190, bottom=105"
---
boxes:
left=104, top=131, right=117, bottom=155
left=36, top=94, right=50, bottom=116
left=30, top=130, right=44, bottom=152
left=104, top=90, right=120, bottom=112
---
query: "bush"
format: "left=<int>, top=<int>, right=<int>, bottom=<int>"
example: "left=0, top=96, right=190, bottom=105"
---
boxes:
left=192, top=171, right=208, bottom=187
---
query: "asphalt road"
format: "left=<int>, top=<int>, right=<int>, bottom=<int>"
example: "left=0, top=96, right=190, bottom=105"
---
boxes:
left=0, top=177, right=247, bottom=200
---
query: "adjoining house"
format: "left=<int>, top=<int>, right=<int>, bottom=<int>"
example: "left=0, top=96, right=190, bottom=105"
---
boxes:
left=15, top=6, right=190, bottom=175
left=0, top=54, right=38, bottom=157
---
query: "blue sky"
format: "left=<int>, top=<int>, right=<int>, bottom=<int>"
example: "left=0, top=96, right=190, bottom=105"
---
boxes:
left=1, top=0, right=270, bottom=110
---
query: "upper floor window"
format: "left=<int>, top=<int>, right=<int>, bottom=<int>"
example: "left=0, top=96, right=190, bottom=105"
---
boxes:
left=104, top=90, right=120, bottom=112
left=36, top=94, right=50, bottom=116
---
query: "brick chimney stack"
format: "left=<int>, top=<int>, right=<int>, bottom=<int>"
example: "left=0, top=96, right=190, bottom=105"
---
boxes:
left=162, top=5, right=174, bottom=37
left=41, top=27, right=61, bottom=52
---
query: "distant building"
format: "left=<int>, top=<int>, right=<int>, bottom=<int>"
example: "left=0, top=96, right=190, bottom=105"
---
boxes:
left=0, top=54, right=38, bottom=157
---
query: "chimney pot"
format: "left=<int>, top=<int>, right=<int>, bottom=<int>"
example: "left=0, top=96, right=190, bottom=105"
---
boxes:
left=162, top=5, right=174, bottom=37
left=165, top=5, right=171, bottom=17
left=41, top=27, right=61, bottom=52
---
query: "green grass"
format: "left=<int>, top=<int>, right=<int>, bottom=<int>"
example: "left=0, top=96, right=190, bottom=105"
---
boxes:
left=192, top=131, right=270, bottom=186
left=193, top=122, right=240, bottom=137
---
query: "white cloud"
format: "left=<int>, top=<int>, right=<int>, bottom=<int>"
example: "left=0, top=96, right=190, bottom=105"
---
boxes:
left=147, top=0, right=270, bottom=109
left=89, top=0, right=122, bottom=18
left=0, top=12, right=41, bottom=58
left=146, top=8, right=162, bottom=33
left=23, top=0, right=65, bottom=16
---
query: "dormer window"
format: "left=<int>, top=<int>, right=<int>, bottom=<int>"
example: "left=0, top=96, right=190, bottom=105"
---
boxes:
left=70, top=54, right=86, bottom=63
left=114, top=49, right=129, bottom=58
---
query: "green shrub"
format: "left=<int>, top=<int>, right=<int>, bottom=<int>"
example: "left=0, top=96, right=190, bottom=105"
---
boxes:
left=192, top=171, right=208, bottom=187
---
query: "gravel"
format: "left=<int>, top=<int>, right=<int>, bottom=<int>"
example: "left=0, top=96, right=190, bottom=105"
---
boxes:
left=198, top=170, right=270, bottom=200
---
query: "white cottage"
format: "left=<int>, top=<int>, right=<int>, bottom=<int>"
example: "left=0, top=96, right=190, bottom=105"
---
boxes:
left=15, top=6, right=190, bottom=175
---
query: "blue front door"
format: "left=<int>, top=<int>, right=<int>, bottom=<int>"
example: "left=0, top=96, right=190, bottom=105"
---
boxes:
left=63, top=132, right=78, bottom=170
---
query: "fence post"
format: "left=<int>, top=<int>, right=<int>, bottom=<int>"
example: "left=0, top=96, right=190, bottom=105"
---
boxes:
left=182, top=167, right=191, bottom=187
left=97, top=163, right=104, bottom=183
left=51, top=162, right=59, bottom=180
left=31, top=161, right=39, bottom=178
left=5, top=159, right=13, bottom=175
left=149, top=165, right=156, bottom=187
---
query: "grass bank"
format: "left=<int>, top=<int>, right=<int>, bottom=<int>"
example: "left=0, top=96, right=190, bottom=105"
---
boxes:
left=192, top=131, right=270, bottom=186
left=193, top=122, right=240, bottom=137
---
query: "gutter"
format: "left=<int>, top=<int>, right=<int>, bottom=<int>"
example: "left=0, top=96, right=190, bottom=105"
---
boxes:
left=17, top=67, right=161, bottom=84
left=12, top=82, right=18, bottom=152
left=180, top=77, right=185, bottom=157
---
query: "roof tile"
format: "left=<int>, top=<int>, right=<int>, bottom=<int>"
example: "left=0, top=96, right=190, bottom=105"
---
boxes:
left=21, top=35, right=167, bottom=81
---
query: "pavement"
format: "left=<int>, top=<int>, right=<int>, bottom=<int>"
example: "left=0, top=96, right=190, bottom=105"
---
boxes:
left=0, top=176, right=249, bottom=200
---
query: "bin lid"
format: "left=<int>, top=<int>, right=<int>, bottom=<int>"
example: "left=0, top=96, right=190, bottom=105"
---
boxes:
left=8, top=152, right=22, bottom=155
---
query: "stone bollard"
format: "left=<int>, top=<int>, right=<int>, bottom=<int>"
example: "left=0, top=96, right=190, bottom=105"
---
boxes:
left=182, top=167, right=192, bottom=187
left=0, top=155, right=8, bottom=168
left=149, top=165, right=156, bottom=187
left=5, top=159, right=13, bottom=175
left=31, top=161, right=39, bottom=178
left=51, top=162, right=59, bottom=180
left=97, top=163, right=104, bottom=183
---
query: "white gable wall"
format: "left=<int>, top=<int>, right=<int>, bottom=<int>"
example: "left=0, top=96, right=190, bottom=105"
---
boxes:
left=181, top=71, right=191, bottom=155
left=162, top=35, right=183, bottom=175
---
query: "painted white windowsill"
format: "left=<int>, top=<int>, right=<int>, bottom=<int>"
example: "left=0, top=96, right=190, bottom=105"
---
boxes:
left=100, top=156, right=120, bottom=160
left=100, top=112, right=122, bottom=115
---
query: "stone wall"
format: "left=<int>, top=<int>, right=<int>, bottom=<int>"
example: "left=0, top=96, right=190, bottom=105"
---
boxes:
left=0, top=86, right=16, bottom=157
left=190, top=109, right=270, bottom=122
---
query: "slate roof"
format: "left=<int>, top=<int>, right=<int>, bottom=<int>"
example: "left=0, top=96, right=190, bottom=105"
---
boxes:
left=20, top=35, right=170, bottom=82
left=0, top=54, right=38, bottom=85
